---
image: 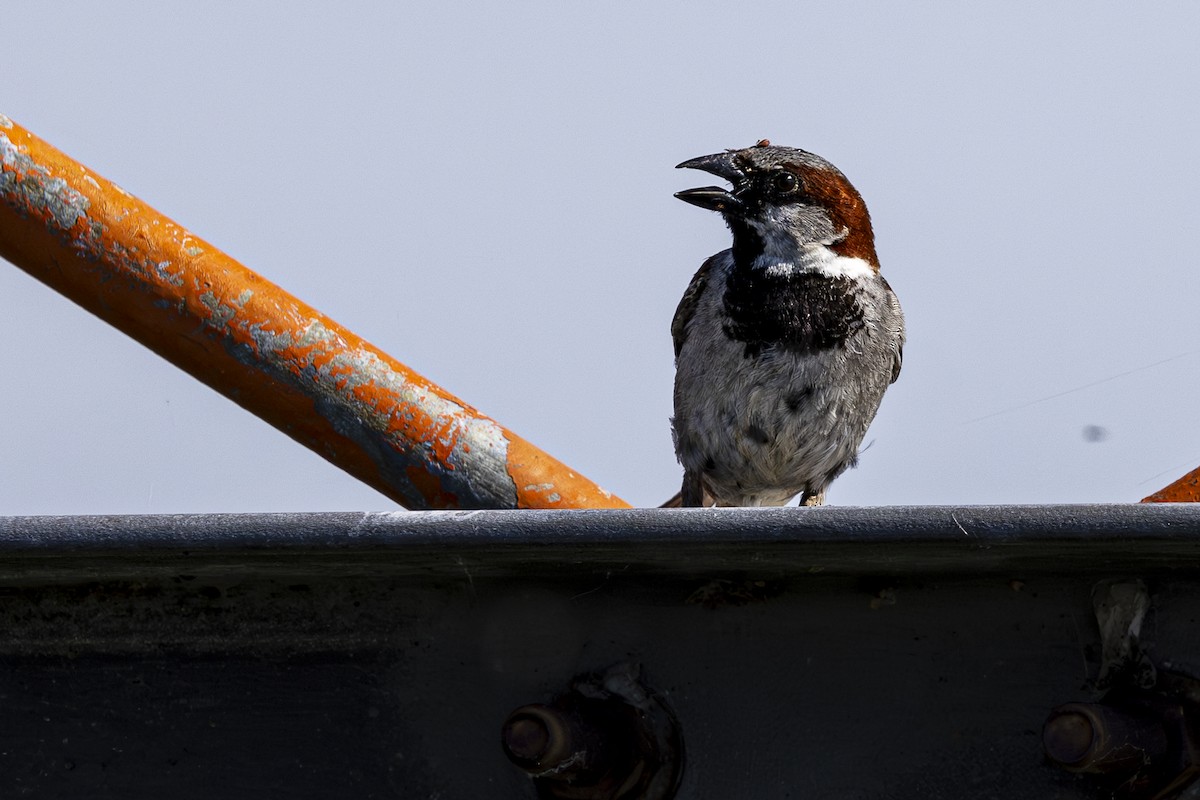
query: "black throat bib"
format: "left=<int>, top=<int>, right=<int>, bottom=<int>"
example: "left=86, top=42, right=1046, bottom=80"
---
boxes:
left=722, top=266, right=866, bottom=359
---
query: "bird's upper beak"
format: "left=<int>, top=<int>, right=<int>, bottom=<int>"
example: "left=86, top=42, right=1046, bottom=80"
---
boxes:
left=674, top=151, right=747, bottom=214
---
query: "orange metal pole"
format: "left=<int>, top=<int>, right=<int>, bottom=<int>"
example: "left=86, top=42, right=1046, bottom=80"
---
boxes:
left=0, top=115, right=629, bottom=510
left=1142, top=466, right=1200, bottom=503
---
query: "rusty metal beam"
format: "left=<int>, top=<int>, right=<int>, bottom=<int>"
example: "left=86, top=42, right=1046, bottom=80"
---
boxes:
left=0, top=115, right=628, bottom=510
left=1143, top=465, right=1200, bottom=503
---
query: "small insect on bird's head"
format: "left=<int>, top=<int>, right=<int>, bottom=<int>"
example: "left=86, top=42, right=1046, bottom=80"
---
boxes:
left=675, top=141, right=877, bottom=267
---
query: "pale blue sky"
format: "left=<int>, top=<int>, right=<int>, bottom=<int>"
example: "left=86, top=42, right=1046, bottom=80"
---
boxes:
left=3, top=2, right=1199, bottom=513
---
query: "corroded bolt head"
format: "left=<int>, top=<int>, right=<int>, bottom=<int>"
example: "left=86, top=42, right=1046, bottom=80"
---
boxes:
left=1043, top=710, right=1095, bottom=767
left=502, top=704, right=572, bottom=772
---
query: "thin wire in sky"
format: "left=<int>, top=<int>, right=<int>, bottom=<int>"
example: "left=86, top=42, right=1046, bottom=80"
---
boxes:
left=966, top=349, right=1200, bottom=424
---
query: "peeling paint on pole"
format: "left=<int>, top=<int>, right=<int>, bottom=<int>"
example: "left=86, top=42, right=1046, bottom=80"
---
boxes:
left=0, top=117, right=629, bottom=510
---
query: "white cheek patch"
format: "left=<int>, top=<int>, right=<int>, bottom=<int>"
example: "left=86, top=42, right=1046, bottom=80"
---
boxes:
left=809, top=251, right=876, bottom=280
left=755, top=246, right=875, bottom=280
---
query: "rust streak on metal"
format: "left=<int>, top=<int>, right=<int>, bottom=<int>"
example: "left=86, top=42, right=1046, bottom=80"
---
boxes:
left=1143, top=465, right=1200, bottom=504
left=0, top=117, right=628, bottom=510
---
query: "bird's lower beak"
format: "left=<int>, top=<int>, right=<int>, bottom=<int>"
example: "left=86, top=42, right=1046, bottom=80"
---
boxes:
left=674, top=186, right=741, bottom=213
left=675, top=151, right=747, bottom=214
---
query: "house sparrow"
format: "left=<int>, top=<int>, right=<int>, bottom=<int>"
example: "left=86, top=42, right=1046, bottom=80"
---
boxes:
left=668, top=142, right=904, bottom=507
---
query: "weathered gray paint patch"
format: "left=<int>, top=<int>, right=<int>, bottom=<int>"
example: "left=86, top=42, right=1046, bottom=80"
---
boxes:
left=198, top=291, right=236, bottom=328
left=0, top=133, right=91, bottom=232
left=311, top=344, right=517, bottom=508
left=154, top=260, right=184, bottom=287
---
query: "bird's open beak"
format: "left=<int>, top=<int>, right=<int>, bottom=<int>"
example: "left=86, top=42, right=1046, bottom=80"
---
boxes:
left=674, top=152, right=746, bottom=213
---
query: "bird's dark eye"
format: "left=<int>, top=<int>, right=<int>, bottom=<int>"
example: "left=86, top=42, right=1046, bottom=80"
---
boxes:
left=771, top=171, right=799, bottom=195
